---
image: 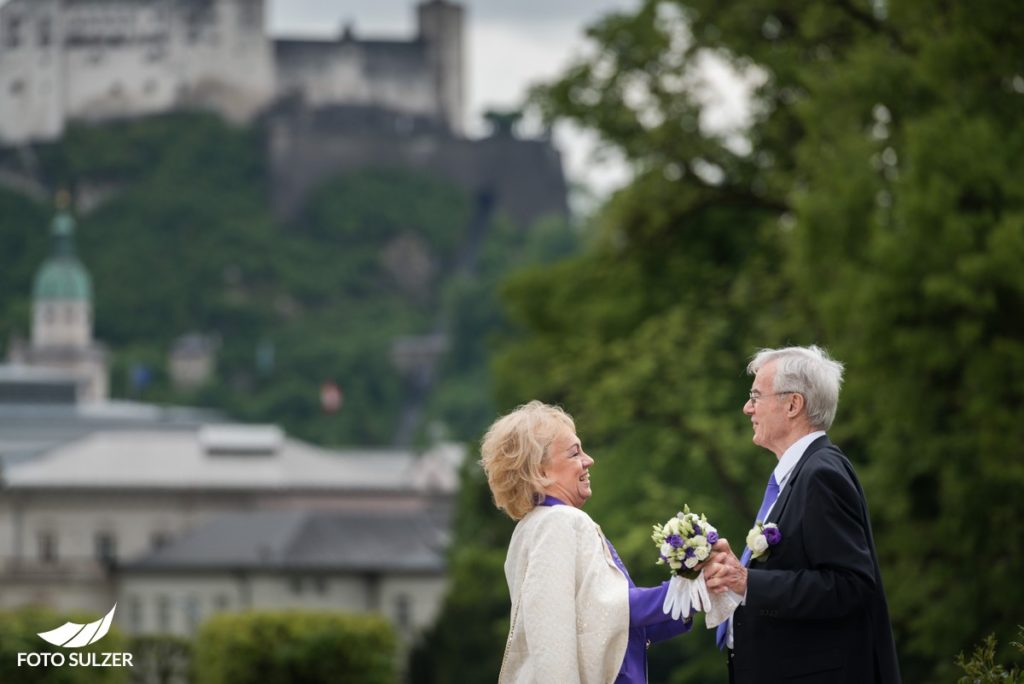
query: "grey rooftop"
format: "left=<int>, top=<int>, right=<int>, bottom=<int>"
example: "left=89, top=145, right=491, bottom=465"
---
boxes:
left=3, top=425, right=463, bottom=493
left=122, top=508, right=450, bottom=573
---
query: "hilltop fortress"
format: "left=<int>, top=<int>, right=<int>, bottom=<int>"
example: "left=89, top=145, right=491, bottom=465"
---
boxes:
left=0, top=0, right=464, bottom=142
left=0, top=0, right=568, bottom=225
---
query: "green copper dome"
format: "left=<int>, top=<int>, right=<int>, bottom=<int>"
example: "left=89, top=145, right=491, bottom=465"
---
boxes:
left=32, top=211, right=93, bottom=302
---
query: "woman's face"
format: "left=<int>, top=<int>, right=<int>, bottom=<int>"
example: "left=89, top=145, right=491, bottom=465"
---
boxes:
left=541, top=427, right=594, bottom=508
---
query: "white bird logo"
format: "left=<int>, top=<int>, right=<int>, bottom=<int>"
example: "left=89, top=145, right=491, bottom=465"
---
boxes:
left=37, top=604, right=117, bottom=648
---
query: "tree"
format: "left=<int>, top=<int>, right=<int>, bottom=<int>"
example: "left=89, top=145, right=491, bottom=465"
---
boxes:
left=474, top=0, right=1024, bottom=681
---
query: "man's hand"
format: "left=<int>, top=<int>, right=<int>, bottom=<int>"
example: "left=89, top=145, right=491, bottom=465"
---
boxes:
left=704, top=538, right=748, bottom=595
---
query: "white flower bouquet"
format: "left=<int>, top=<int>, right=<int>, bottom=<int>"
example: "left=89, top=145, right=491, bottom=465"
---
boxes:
left=651, top=505, right=742, bottom=627
left=651, top=505, right=719, bottom=580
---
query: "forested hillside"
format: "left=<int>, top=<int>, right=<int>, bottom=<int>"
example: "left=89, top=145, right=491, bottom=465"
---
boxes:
left=0, top=113, right=577, bottom=446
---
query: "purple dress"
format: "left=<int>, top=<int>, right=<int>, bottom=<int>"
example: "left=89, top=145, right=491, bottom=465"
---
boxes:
left=540, top=496, right=692, bottom=683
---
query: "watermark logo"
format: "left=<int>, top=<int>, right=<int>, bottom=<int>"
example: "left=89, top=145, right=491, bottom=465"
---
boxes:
left=16, top=604, right=133, bottom=669
left=38, top=603, right=117, bottom=647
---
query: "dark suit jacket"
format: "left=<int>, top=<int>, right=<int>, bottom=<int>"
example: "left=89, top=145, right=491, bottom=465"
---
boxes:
left=731, top=436, right=901, bottom=684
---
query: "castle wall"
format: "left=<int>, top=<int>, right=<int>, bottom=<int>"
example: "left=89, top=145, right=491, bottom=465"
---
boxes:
left=275, top=39, right=437, bottom=119
left=0, top=0, right=465, bottom=145
left=62, top=36, right=181, bottom=123
left=0, top=0, right=65, bottom=141
left=0, top=0, right=276, bottom=143
left=268, top=107, right=569, bottom=228
left=169, top=0, right=276, bottom=122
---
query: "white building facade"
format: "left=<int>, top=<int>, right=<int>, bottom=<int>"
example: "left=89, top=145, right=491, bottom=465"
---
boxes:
left=0, top=0, right=464, bottom=144
left=0, top=424, right=462, bottom=640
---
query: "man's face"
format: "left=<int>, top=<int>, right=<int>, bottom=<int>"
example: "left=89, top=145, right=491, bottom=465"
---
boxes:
left=744, top=361, right=790, bottom=457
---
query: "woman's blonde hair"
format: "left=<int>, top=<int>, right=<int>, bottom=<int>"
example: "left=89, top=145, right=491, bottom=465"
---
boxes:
left=479, top=400, right=575, bottom=520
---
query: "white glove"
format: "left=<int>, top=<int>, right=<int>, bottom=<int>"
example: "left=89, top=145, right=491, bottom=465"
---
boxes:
left=690, top=570, right=712, bottom=613
left=662, top=575, right=695, bottom=621
left=699, top=576, right=743, bottom=629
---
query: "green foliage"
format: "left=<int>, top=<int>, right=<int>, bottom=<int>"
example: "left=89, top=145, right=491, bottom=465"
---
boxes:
left=127, top=634, right=193, bottom=684
left=0, top=606, right=130, bottom=684
left=0, top=112, right=578, bottom=446
left=956, top=629, right=1024, bottom=684
left=417, top=213, right=582, bottom=444
left=192, top=610, right=396, bottom=684
left=416, top=0, right=1024, bottom=682
left=0, top=190, right=49, bottom=351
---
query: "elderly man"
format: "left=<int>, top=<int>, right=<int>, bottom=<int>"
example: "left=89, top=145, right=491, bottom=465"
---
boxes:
left=704, top=346, right=901, bottom=683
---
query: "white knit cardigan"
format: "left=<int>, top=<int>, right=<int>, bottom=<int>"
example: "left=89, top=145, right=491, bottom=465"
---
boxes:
left=499, top=504, right=630, bottom=684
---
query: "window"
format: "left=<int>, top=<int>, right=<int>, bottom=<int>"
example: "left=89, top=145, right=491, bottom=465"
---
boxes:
left=38, top=531, right=57, bottom=564
left=394, top=594, right=412, bottom=630
left=239, top=1, right=261, bottom=29
left=213, top=594, right=230, bottom=612
left=183, top=595, right=201, bottom=633
left=95, top=531, right=117, bottom=564
left=157, top=595, right=172, bottom=632
left=38, top=18, right=52, bottom=47
left=150, top=531, right=171, bottom=549
left=126, top=595, right=143, bottom=631
left=4, top=16, right=21, bottom=49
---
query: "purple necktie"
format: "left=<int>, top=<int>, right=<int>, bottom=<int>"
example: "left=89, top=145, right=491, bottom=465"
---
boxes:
left=716, top=472, right=780, bottom=649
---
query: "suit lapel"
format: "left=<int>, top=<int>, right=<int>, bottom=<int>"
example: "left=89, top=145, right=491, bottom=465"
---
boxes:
left=766, top=435, right=831, bottom=525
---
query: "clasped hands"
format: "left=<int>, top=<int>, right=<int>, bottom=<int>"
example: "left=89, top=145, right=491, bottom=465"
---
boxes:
left=662, top=539, right=746, bottom=628
left=703, top=538, right=747, bottom=596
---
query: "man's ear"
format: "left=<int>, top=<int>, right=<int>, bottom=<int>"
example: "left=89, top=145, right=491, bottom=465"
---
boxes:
left=786, top=392, right=806, bottom=418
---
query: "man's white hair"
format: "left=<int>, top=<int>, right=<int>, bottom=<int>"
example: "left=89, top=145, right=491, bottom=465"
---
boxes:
left=748, top=345, right=845, bottom=430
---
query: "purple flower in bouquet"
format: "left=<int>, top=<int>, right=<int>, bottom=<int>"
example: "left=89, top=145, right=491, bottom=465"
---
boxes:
left=651, top=505, right=720, bottom=580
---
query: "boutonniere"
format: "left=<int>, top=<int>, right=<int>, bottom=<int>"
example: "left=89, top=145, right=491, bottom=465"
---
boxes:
left=746, top=521, right=782, bottom=561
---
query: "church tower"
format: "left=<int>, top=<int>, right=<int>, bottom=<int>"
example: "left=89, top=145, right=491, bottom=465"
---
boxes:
left=32, top=202, right=92, bottom=349
left=12, top=195, right=109, bottom=402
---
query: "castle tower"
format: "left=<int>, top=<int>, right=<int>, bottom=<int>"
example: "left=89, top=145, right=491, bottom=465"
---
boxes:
left=417, top=0, right=465, bottom=135
left=14, top=196, right=109, bottom=402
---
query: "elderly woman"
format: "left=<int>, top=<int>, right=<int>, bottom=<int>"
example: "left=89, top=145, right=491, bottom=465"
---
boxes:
left=481, top=401, right=692, bottom=684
